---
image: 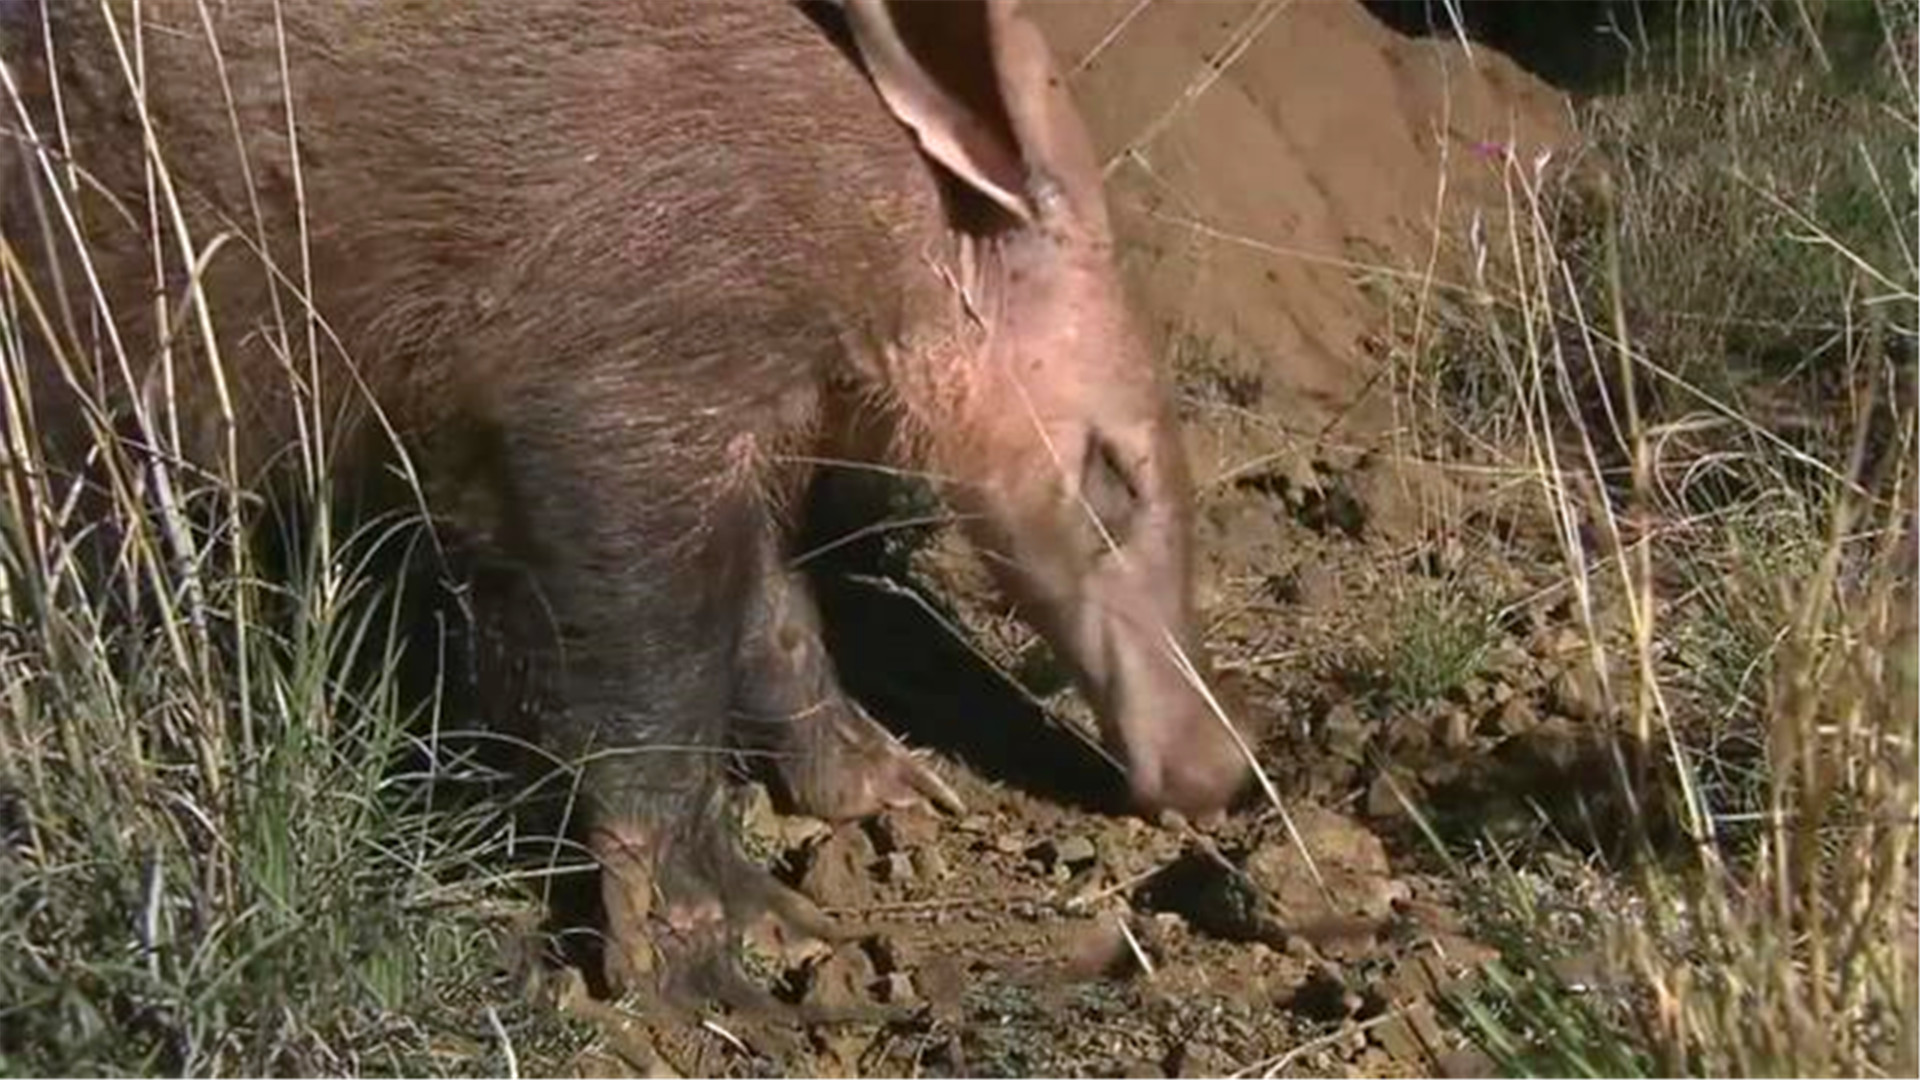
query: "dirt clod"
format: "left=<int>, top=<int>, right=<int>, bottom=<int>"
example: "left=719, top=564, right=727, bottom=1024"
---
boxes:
left=1436, top=705, right=1476, bottom=749
left=1037, top=834, right=1099, bottom=871
left=803, top=945, right=880, bottom=1015
left=1366, top=770, right=1420, bottom=820
left=798, top=827, right=877, bottom=909
left=912, top=846, right=949, bottom=883
left=1373, top=1002, right=1447, bottom=1064
left=1550, top=662, right=1611, bottom=723
left=1486, top=693, right=1539, bottom=737
left=1246, top=807, right=1396, bottom=925
left=881, top=851, right=915, bottom=884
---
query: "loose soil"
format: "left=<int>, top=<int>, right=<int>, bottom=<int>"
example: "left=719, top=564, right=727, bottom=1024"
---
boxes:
left=545, top=4, right=1606, bottom=1076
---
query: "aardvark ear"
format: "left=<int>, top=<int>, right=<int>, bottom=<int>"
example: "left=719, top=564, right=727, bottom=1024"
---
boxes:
left=831, top=0, right=1110, bottom=229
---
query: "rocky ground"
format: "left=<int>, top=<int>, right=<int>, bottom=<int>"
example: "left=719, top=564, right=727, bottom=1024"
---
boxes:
left=522, top=419, right=1653, bottom=1078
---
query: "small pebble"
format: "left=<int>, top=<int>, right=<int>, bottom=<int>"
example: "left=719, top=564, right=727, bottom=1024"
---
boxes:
left=883, top=851, right=915, bottom=883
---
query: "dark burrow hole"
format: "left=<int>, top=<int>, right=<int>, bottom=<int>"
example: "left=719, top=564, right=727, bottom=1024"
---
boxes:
left=797, top=467, right=1132, bottom=815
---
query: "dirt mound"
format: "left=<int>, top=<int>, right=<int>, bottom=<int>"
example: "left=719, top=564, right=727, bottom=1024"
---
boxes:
left=1034, top=0, right=1569, bottom=469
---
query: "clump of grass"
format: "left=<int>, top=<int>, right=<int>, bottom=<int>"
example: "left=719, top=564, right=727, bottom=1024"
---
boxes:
left=1441, top=857, right=1658, bottom=1078
left=0, top=8, right=589, bottom=1075
left=1393, top=2, right=1917, bottom=1074
left=1661, top=498, right=1835, bottom=830
left=0, top=504, right=558, bottom=1075
left=1371, top=581, right=1500, bottom=710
